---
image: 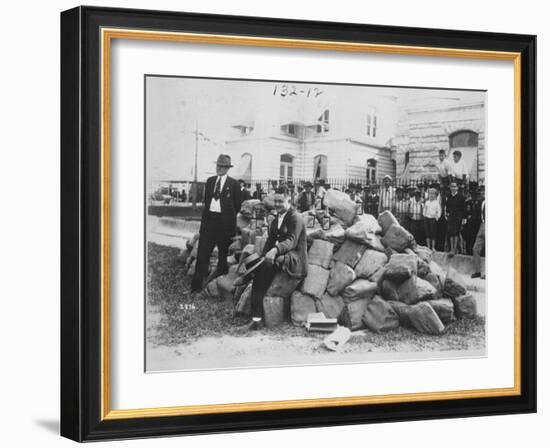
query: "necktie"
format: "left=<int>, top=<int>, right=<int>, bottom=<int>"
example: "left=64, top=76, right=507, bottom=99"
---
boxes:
left=213, top=177, right=221, bottom=200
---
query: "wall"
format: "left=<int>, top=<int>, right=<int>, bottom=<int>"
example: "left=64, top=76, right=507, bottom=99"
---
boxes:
left=0, top=1, right=545, bottom=448
left=395, top=102, right=486, bottom=181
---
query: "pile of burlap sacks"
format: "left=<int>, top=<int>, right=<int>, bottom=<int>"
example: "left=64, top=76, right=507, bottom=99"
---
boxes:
left=179, top=189, right=478, bottom=334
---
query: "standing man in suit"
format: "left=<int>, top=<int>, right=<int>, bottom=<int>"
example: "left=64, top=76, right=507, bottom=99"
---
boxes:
left=191, top=154, right=241, bottom=292
left=244, top=185, right=308, bottom=330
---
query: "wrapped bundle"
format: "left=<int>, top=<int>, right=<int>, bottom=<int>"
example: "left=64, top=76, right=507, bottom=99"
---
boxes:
left=342, top=279, right=378, bottom=303
left=377, top=210, right=399, bottom=234
left=326, top=261, right=356, bottom=296
left=363, top=296, right=400, bottom=332
left=354, top=250, right=388, bottom=279
left=333, top=240, right=367, bottom=268
left=381, top=224, right=415, bottom=252
left=407, top=302, right=445, bottom=335
left=308, top=239, right=334, bottom=269
left=263, top=296, right=286, bottom=328
left=323, top=189, right=358, bottom=226
left=290, top=291, right=317, bottom=325
left=317, top=293, right=346, bottom=320
left=301, top=264, right=330, bottom=299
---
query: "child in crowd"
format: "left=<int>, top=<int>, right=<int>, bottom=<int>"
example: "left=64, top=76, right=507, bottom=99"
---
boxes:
left=423, top=187, right=442, bottom=250
left=394, top=187, right=410, bottom=230
left=445, top=181, right=466, bottom=256
left=408, top=189, right=425, bottom=245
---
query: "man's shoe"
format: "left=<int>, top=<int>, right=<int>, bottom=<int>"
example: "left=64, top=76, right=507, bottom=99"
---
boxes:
left=471, top=272, right=481, bottom=279
left=481, top=274, right=486, bottom=280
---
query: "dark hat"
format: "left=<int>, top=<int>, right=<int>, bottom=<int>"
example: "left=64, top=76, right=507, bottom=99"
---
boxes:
left=240, top=253, right=265, bottom=277
left=303, top=181, right=313, bottom=188
left=215, top=154, right=233, bottom=167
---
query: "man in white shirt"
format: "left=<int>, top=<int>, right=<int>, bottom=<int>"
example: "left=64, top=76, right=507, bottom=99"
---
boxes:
left=450, top=150, right=469, bottom=187
left=191, top=154, right=242, bottom=292
left=378, top=175, right=395, bottom=214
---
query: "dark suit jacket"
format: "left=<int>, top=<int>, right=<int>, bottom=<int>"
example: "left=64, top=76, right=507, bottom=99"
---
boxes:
left=240, top=188, right=252, bottom=201
left=200, top=175, right=241, bottom=238
left=262, top=208, right=308, bottom=279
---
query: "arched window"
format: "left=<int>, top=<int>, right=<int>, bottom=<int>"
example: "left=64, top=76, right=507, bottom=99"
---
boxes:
left=313, top=154, right=328, bottom=180
left=450, top=130, right=478, bottom=148
left=280, top=153, right=294, bottom=181
left=366, top=158, right=377, bottom=183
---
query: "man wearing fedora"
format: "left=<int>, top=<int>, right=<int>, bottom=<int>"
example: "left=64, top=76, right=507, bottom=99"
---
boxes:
left=191, top=154, right=241, bottom=292
left=240, top=185, right=308, bottom=330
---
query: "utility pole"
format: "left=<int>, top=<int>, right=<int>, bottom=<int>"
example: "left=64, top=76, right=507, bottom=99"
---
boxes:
left=192, top=114, right=199, bottom=210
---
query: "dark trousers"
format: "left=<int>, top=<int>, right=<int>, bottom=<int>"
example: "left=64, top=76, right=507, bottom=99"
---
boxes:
left=192, top=212, right=231, bottom=290
left=250, top=263, right=276, bottom=319
left=409, top=219, right=425, bottom=246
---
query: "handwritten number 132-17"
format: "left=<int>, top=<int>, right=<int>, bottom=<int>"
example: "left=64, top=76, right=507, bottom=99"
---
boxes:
left=273, top=84, right=323, bottom=98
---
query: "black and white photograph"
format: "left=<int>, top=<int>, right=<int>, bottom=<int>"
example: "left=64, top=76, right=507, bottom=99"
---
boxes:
left=145, top=75, right=487, bottom=372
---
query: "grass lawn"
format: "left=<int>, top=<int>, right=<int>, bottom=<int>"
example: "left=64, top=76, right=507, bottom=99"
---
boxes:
left=147, top=242, right=486, bottom=354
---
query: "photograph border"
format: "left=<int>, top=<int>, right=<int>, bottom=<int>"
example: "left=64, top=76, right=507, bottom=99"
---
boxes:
left=61, top=6, right=536, bottom=441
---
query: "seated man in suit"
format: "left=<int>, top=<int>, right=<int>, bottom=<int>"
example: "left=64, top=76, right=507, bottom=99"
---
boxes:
left=191, top=154, right=241, bottom=292
left=244, top=185, right=308, bottom=330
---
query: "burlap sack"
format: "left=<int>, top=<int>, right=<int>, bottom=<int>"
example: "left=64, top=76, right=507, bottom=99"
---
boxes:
left=407, top=302, right=445, bottom=335
left=378, top=210, right=399, bottom=234
left=430, top=260, right=447, bottom=283
left=324, top=189, right=359, bottom=226
left=365, top=233, right=386, bottom=252
left=355, top=250, right=388, bottom=279
left=417, top=257, right=431, bottom=278
left=240, top=199, right=261, bottom=218
left=308, top=239, right=334, bottom=269
left=342, top=279, right=378, bottom=303
left=326, top=261, right=357, bottom=296
left=428, top=298, right=455, bottom=324
left=205, top=279, right=220, bottom=298
left=414, top=245, right=433, bottom=264
left=266, top=271, right=302, bottom=299
left=344, top=215, right=382, bottom=244
left=380, top=278, right=400, bottom=302
left=443, top=275, right=468, bottom=299
left=424, top=272, right=443, bottom=294
left=324, top=224, right=346, bottom=244
left=263, top=296, right=286, bottom=328
left=339, top=298, right=370, bottom=330
left=396, top=275, right=436, bottom=305
left=317, top=293, right=345, bottom=320
left=333, top=240, right=367, bottom=268
left=301, top=264, right=330, bottom=299
left=453, top=294, right=477, bottom=319
left=363, top=296, right=400, bottom=332
left=381, top=224, right=415, bottom=252
left=216, top=272, right=240, bottom=300
left=254, top=236, right=267, bottom=255
left=235, top=282, right=253, bottom=316
left=387, top=300, right=412, bottom=326
left=290, top=291, right=317, bottom=325
left=369, top=266, right=387, bottom=285
left=385, top=253, right=418, bottom=282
